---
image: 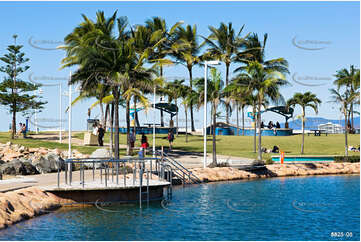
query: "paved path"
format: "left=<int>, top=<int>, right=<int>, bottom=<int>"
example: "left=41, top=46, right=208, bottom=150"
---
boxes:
left=162, top=148, right=256, bottom=168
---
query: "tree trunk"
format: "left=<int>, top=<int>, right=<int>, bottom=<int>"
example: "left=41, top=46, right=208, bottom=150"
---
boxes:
left=225, top=63, right=230, bottom=124
left=113, top=88, right=120, bottom=159
left=188, top=67, right=195, bottom=132
left=126, top=98, right=131, bottom=156
left=11, top=102, right=16, bottom=139
left=236, top=102, right=239, bottom=136
left=133, top=96, right=137, bottom=135
left=104, top=104, right=109, bottom=131
left=212, top=103, right=217, bottom=166
left=242, top=105, right=245, bottom=136
left=253, top=106, right=257, bottom=153
left=345, top=112, right=348, bottom=157
left=160, top=66, right=164, bottom=127
left=257, top=103, right=262, bottom=161
left=110, top=103, right=114, bottom=158
left=301, top=107, right=305, bottom=154
left=185, top=105, right=188, bottom=143
left=351, top=103, right=354, bottom=132
left=99, top=99, right=105, bottom=126
left=176, top=99, right=179, bottom=137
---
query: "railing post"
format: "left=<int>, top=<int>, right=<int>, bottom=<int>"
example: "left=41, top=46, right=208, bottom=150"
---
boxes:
left=182, top=172, right=185, bottom=186
left=146, top=169, right=149, bottom=205
left=105, top=163, right=108, bottom=187
left=123, top=162, right=126, bottom=187
left=111, top=161, right=114, bottom=183
left=116, top=161, right=119, bottom=185
left=100, top=162, right=103, bottom=184
left=92, top=162, right=95, bottom=181
left=69, top=161, right=72, bottom=186
left=82, top=162, right=84, bottom=188
left=133, top=163, right=136, bottom=185
left=139, top=168, right=143, bottom=209
left=65, top=160, right=68, bottom=185
left=150, top=160, right=152, bottom=179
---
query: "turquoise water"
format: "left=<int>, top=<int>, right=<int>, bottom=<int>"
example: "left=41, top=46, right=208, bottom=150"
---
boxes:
left=272, top=156, right=334, bottom=162
left=0, top=175, right=359, bottom=241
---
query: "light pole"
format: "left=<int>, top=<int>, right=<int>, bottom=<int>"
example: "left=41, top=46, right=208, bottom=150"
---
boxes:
left=59, top=83, right=62, bottom=143
left=203, top=60, right=220, bottom=168
left=153, top=85, right=156, bottom=157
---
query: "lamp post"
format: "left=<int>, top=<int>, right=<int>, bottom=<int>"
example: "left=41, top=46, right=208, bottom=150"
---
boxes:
left=203, top=60, right=220, bottom=168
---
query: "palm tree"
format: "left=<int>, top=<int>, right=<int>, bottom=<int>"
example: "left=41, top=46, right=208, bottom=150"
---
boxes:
left=234, top=33, right=289, bottom=161
left=329, top=88, right=357, bottom=157
left=179, top=85, right=196, bottom=143
left=144, top=17, right=183, bottom=127
left=202, top=22, right=249, bottom=124
left=172, top=24, right=202, bottom=132
left=286, top=92, right=321, bottom=154
left=195, top=68, right=226, bottom=166
left=160, top=79, right=185, bottom=136
left=334, top=65, right=360, bottom=132
left=224, top=79, right=250, bottom=136
left=236, top=61, right=288, bottom=160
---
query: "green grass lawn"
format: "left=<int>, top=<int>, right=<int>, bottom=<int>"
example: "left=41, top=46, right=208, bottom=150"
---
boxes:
left=1, top=131, right=359, bottom=160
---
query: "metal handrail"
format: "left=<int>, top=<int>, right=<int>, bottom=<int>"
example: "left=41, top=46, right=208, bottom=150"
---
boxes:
left=153, top=150, right=202, bottom=184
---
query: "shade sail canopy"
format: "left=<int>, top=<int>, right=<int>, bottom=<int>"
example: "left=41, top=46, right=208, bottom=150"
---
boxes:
left=154, top=103, right=178, bottom=118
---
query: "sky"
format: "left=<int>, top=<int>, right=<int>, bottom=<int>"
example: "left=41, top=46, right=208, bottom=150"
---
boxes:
left=0, top=1, right=359, bottom=131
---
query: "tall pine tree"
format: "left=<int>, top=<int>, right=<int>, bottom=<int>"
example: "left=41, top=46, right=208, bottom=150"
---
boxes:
left=0, top=35, right=46, bottom=139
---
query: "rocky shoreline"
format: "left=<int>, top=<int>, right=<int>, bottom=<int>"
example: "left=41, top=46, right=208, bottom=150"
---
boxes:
left=190, top=162, right=360, bottom=182
left=0, top=162, right=359, bottom=230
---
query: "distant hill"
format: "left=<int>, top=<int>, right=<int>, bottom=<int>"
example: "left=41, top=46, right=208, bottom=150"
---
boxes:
left=282, top=116, right=360, bottom=130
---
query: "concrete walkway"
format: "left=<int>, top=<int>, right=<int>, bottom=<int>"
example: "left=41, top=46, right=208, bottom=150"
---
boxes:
left=163, top=149, right=256, bottom=168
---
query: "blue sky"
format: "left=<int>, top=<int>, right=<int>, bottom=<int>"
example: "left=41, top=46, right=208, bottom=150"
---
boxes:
left=0, top=1, right=359, bottom=131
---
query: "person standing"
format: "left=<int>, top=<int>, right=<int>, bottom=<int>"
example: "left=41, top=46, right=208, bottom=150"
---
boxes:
left=167, top=130, right=174, bottom=151
left=141, top=133, right=149, bottom=155
left=97, top=124, right=105, bottom=146
left=21, top=123, right=27, bottom=138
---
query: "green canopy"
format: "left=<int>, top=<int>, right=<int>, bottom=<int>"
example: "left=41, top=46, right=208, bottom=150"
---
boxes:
left=154, top=103, right=178, bottom=119
left=266, top=106, right=294, bottom=121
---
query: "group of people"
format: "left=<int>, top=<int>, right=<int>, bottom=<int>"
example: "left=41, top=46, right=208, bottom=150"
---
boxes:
left=262, top=145, right=280, bottom=153
left=92, top=123, right=105, bottom=146
left=131, top=129, right=175, bottom=157
left=17, top=123, right=27, bottom=138
left=348, top=145, right=360, bottom=152
left=260, top=121, right=281, bottom=129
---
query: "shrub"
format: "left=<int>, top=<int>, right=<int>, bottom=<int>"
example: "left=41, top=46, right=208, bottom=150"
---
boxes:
left=334, top=156, right=360, bottom=163
left=265, top=158, right=274, bottom=165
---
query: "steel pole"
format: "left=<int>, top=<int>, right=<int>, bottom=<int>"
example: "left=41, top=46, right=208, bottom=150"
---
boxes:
left=203, top=63, right=207, bottom=168
left=153, top=86, right=156, bottom=157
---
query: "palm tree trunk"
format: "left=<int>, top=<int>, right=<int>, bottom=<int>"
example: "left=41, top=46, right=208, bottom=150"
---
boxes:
left=110, top=103, right=114, bottom=158
left=345, top=112, right=348, bottom=157
left=113, top=88, right=120, bottom=159
left=176, top=99, right=179, bottom=137
left=242, top=105, right=245, bottom=136
left=351, top=103, right=354, bottom=132
left=236, top=102, right=239, bottom=136
left=253, top=106, right=257, bottom=153
left=160, top=66, right=164, bottom=127
left=185, top=105, right=188, bottom=142
left=133, top=96, right=137, bottom=135
left=126, top=98, right=131, bottom=156
left=225, top=63, right=230, bottom=124
left=212, top=103, right=217, bottom=166
left=188, top=67, right=195, bottom=132
left=99, top=100, right=105, bottom=126
left=104, top=104, right=109, bottom=131
left=257, top=103, right=262, bottom=161
left=301, top=108, right=305, bottom=154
